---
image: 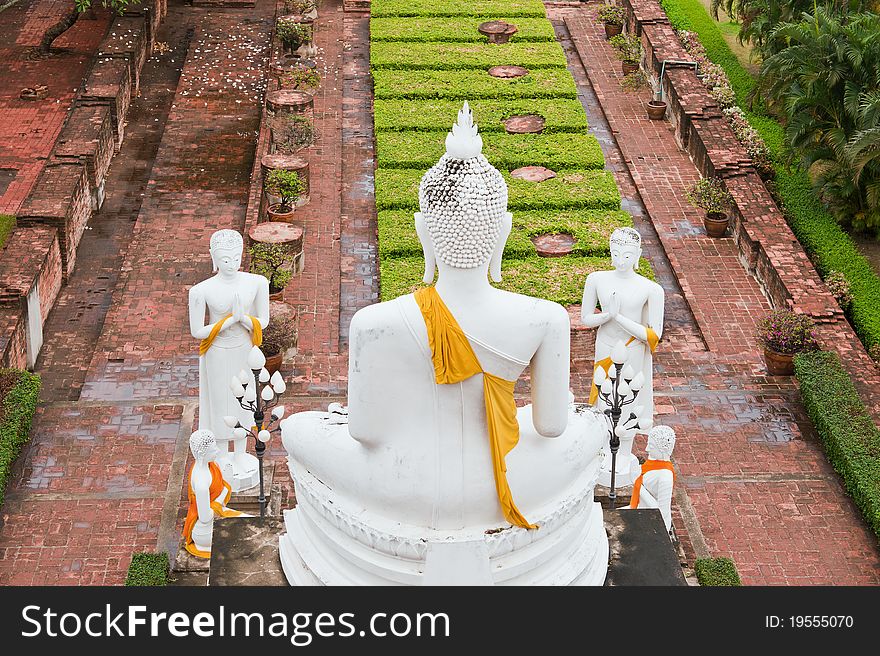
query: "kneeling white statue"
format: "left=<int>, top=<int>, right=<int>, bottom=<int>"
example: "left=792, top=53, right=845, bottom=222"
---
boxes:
left=279, top=104, right=609, bottom=585
left=629, top=425, right=677, bottom=534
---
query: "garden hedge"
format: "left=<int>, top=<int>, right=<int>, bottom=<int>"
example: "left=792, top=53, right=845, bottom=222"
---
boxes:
left=694, top=557, right=742, bottom=586
left=125, top=552, right=170, bottom=586
left=659, top=0, right=880, bottom=352
left=0, top=215, right=14, bottom=250
left=370, top=17, right=557, bottom=43
left=370, top=41, right=568, bottom=70
left=372, top=68, right=579, bottom=100
left=375, top=168, right=621, bottom=212
left=794, top=351, right=880, bottom=541
left=370, top=0, right=547, bottom=18
left=376, top=131, right=605, bottom=171
left=378, top=208, right=633, bottom=259
left=373, top=98, right=588, bottom=133
left=0, top=369, right=40, bottom=508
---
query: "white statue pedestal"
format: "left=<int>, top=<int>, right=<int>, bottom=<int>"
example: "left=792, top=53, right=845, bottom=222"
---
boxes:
left=279, top=405, right=609, bottom=586
left=217, top=450, right=260, bottom=492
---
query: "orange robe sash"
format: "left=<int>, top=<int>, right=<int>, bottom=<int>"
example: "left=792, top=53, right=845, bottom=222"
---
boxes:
left=183, top=461, right=243, bottom=558
left=198, top=314, right=263, bottom=356
left=629, top=459, right=676, bottom=509
left=414, top=286, right=536, bottom=530
left=588, top=327, right=659, bottom=405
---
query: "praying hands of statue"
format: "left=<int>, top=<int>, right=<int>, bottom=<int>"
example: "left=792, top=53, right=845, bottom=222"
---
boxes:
left=579, top=280, right=618, bottom=328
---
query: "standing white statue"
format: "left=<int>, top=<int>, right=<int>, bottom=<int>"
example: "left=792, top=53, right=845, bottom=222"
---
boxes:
left=279, top=103, right=609, bottom=586
left=581, top=227, right=664, bottom=487
left=189, top=229, right=270, bottom=491
left=183, top=430, right=243, bottom=558
left=629, top=425, right=677, bottom=534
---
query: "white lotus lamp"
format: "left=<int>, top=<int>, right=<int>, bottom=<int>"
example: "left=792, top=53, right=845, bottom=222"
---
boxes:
left=600, top=379, right=613, bottom=395
left=261, top=385, right=275, bottom=401
left=233, top=426, right=248, bottom=439
left=222, top=415, right=239, bottom=429
left=230, top=376, right=245, bottom=397
left=238, top=368, right=249, bottom=384
left=272, top=405, right=285, bottom=420
left=630, top=371, right=645, bottom=391
left=243, top=384, right=257, bottom=402
left=247, top=346, right=266, bottom=370
left=593, top=367, right=607, bottom=387
left=617, top=379, right=631, bottom=397
left=621, top=363, right=636, bottom=380
left=270, top=370, right=286, bottom=394
left=608, top=365, right=617, bottom=380
left=258, top=430, right=271, bottom=443
left=259, top=367, right=270, bottom=383
left=611, top=341, right=628, bottom=365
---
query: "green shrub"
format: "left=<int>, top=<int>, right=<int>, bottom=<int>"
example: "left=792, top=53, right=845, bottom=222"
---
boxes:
left=378, top=208, right=633, bottom=259
left=0, top=215, right=14, bottom=249
left=794, top=351, right=880, bottom=540
left=264, top=169, right=305, bottom=209
left=376, top=131, right=605, bottom=171
left=370, top=0, right=547, bottom=18
left=372, top=68, right=578, bottom=100
left=373, top=98, right=588, bottom=133
left=694, top=557, right=742, bottom=586
left=0, top=369, right=40, bottom=509
left=375, top=168, right=621, bottom=211
left=370, top=41, right=568, bottom=71
left=370, top=17, right=556, bottom=42
left=659, top=0, right=880, bottom=353
left=125, top=552, right=170, bottom=586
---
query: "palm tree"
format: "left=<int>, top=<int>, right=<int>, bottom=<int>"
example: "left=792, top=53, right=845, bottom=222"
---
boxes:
left=759, top=9, right=880, bottom=231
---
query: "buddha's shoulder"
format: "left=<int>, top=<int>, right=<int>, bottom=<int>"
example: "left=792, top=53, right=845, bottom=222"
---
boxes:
left=349, top=296, right=412, bottom=332
left=496, top=289, right=570, bottom=324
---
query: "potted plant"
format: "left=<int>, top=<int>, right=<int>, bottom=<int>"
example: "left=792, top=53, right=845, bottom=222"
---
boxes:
left=261, top=306, right=298, bottom=374
left=280, top=65, right=321, bottom=91
left=250, top=241, right=297, bottom=299
left=276, top=15, right=313, bottom=55
left=270, top=114, right=316, bottom=154
left=284, top=0, right=317, bottom=18
left=685, top=177, right=733, bottom=237
left=756, top=309, right=817, bottom=375
left=264, top=169, right=305, bottom=222
left=609, top=34, right=641, bottom=75
left=597, top=4, right=625, bottom=39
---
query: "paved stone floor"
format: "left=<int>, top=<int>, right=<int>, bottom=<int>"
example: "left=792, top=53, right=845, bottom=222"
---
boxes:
left=0, top=0, right=111, bottom=215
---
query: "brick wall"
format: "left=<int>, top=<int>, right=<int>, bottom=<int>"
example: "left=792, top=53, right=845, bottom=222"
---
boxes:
left=16, top=162, right=92, bottom=280
left=98, top=15, right=149, bottom=94
left=621, top=0, right=880, bottom=419
left=0, top=307, right=27, bottom=370
left=52, top=101, right=115, bottom=210
left=81, top=57, right=132, bottom=151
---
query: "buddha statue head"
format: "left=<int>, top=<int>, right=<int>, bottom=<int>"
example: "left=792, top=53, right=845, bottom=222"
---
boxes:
left=415, top=102, right=513, bottom=284
left=609, top=227, right=642, bottom=273
left=646, top=425, right=676, bottom=461
left=190, top=429, right=221, bottom=463
left=210, top=229, right=244, bottom=276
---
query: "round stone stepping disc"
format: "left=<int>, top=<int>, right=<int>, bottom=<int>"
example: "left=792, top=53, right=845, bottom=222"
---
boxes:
left=532, top=233, right=576, bottom=257
left=511, top=166, right=557, bottom=182
left=479, top=21, right=518, bottom=44
left=488, top=65, right=529, bottom=78
left=503, top=114, right=545, bottom=134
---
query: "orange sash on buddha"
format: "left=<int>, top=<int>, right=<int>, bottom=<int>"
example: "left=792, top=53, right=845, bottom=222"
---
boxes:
left=198, top=314, right=263, bottom=356
left=183, top=461, right=243, bottom=558
left=587, top=327, right=659, bottom=406
left=414, top=286, right=536, bottom=530
left=629, top=459, right=676, bottom=508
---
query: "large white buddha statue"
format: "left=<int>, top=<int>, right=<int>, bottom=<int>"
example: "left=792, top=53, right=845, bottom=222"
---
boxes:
left=188, top=229, right=270, bottom=491
left=279, top=103, right=609, bottom=586
left=581, top=227, right=665, bottom=487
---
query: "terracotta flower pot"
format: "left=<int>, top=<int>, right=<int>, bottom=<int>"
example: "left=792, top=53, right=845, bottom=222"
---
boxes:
left=604, top=22, right=623, bottom=39
left=264, top=352, right=284, bottom=376
left=267, top=203, right=296, bottom=223
left=703, top=211, right=729, bottom=238
left=269, top=290, right=284, bottom=302
left=622, top=60, right=639, bottom=75
left=763, top=347, right=795, bottom=376
left=647, top=100, right=667, bottom=120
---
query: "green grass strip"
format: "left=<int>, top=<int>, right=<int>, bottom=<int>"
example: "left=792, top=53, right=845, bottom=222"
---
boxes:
left=694, top=557, right=742, bottom=586
left=376, top=131, right=605, bottom=171
left=0, top=215, right=14, bottom=250
left=795, top=351, right=880, bottom=541
left=374, top=98, right=588, bottom=133
left=370, top=41, right=568, bottom=71
left=660, top=0, right=880, bottom=351
left=378, top=208, right=633, bottom=259
left=371, top=0, right=547, bottom=18
left=370, top=17, right=557, bottom=43
left=373, top=68, right=578, bottom=100
left=125, top=552, right=170, bottom=586
left=0, top=369, right=40, bottom=508
left=375, top=168, right=621, bottom=212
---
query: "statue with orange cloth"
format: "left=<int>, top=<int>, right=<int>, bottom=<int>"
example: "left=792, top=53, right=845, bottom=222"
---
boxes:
left=580, top=227, right=665, bottom=487
left=629, top=425, right=677, bottom=535
left=189, top=229, right=270, bottom=491
left=183, top=429, right=246, bottom=559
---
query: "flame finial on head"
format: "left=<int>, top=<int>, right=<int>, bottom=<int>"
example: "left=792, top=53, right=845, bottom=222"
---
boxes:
left=444, top=101, right=483, bottom=160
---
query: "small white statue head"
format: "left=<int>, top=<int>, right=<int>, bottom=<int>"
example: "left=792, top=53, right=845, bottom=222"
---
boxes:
left=190, top=429, right=220, bottom=462
left=609, top=227, right=642, bottom=273
left=209, top=229, right=244, bottom=275
left=415, top=102, right=512, bottom=283
left=646, top=425, right=676, bottom=461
